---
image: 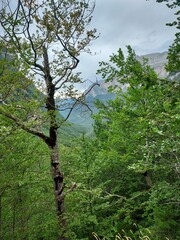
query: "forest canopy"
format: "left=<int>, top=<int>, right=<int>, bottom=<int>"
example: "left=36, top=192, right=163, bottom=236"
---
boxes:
left=0, top=0, right=179, bottom=240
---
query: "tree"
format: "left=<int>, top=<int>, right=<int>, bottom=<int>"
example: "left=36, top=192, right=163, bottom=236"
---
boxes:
left=0, top=120, right=57, bottom=240
left=60, top=136, right=99, bottom=239
left=93, top=46, right=180, bottom=239
left=166, top=30, right=180, bottom=73
left=155, top=0, right=180, bottom=73
left=0, top=0, right=97, bottom=239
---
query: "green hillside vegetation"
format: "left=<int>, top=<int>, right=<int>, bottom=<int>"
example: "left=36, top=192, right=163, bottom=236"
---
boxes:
left=0, top=0, right=180, bottom=240
left=1, top=46, right=179, bottom=240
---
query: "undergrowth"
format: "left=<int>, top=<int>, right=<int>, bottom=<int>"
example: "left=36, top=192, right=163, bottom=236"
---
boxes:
left=92, top=230, right=171, bottom=240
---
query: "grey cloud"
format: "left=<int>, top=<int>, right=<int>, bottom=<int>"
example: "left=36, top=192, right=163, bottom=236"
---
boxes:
left=76, top=0, right=177, bottom=85
left=3, top=0, right=176, bottom=87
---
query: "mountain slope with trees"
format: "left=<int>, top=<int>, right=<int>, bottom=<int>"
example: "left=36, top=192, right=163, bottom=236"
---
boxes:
left=0, top=0, right=179, bottom=239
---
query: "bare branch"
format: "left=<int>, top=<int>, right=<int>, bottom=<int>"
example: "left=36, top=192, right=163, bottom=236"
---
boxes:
left=59, top=82, right=100, bottom=125
left=64, top=182, right=77, bottom=197
left=55, top=68, right=73, bottom=90
left=0, top=106, right=50, bottom=145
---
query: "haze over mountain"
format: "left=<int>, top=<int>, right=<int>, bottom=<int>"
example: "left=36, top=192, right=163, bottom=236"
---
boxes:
left=60, top=51, right=171, bottom=131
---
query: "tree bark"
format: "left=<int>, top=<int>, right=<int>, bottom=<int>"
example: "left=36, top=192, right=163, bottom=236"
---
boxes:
left=43, top=45, right=67, bottom=239
left=49, top=138, right=66, bottom=228
left=49, top=143, right=67, bottom=240
left=143, top=171, right=152, bottom=190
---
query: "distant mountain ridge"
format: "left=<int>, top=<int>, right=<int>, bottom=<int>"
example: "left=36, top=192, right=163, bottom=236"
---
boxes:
left=87, top=51, right=168, bottom=99
left=137, top=51, right=168, bottom=78
left=60, top=51, right=172, bottom=132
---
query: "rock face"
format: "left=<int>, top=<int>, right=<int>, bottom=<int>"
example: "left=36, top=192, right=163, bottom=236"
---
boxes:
left=137, top=52, right=168, bottom=78
left=88, top=52, right=168, bottom=99
left=60, top=52, right=171, bottom=130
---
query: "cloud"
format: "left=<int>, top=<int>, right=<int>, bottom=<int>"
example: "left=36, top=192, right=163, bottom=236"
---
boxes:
left=93, top=0, right=176, bottom=51
left=4, top=0, right=176, bottom=90
left=76, top=0, right=177, bottom=86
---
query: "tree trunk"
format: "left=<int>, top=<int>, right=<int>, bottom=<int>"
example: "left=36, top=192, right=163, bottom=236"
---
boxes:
left=143, top=171, right=152, bottom=190
left=50, top=143, right=64, bottom=214
left=49, top=140, right=66, bottom=230
left=43, top=45, right=67, bottom=239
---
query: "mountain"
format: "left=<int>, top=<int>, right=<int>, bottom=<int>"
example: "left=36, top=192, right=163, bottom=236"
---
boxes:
left=137, top=52, right=168, bottom=78
left=60, top=51, right=176, bottom=133
left=86, top=52, right=169, bottom=100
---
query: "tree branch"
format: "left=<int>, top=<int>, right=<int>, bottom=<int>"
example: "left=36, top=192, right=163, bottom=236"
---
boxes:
left=64, top=182, right=77, bottom=197
left=59, top=82, right=100, bottom=125
left=0, top=106, right=50, bottom=145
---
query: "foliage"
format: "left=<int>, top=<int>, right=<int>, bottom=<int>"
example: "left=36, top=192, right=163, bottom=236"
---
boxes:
left=0, top=0, right=180, bottom=239
left=53, top=46, right=180, bottom=240
left=92, top=231, right=172, bottom=240
left=155, top=0, right=180, bottom=74
left=166, top=33, right=180, bottom=73
left=0, top=1, right=97, bottom=238
left=93, top=46, right=180, bottom=240
left=0, top=116, right=58, bottom=239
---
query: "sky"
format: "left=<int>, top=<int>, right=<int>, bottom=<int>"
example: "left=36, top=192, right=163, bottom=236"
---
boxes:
left=1, top=0, right=177, bottom=91
left=76, top=0, right=177, bottom=87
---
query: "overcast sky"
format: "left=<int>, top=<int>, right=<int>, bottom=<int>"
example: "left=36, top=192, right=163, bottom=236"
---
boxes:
left=76, top=0, right=177, bottom=87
